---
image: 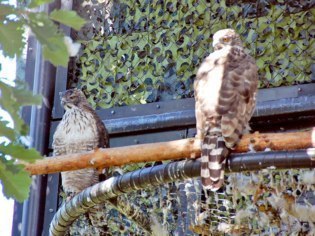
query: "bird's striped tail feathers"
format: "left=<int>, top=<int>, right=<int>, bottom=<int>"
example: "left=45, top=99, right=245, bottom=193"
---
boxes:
left=200, top=127, right=230, bottom=191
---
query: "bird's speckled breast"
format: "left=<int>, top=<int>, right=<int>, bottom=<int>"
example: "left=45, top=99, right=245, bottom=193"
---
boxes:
left=53, top=107, right=101, bottom=193
left=53, top=107, right=99, bottom=155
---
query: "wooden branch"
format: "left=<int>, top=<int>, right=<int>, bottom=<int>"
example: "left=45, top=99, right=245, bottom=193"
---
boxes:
left=25, top=130, right=315, bottom=175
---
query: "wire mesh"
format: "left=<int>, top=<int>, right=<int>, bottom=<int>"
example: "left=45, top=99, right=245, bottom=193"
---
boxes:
left=109, top=169, right=315, bottom=235
left=69, top=0, right=314, bottom=109
left=53, top=157, right=315, bottom=235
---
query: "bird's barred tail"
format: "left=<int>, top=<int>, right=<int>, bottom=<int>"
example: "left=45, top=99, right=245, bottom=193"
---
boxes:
left=200, top=127, right=230, bottom=191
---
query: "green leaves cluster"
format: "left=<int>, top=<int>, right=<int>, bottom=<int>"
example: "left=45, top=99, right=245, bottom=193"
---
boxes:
left=74, top=0, right=313, bottom=109
left=0, top=0, right=86, bottom=202
left=0, top=0, right=86, bottom=66
left=0, top=80, right=42, bottom=202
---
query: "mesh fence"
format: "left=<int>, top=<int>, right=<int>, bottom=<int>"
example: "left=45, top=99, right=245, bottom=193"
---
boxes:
left=63, top=0, right=315, bottom=235
left=111, top=169, right=315, bottom=235
left=69, top=0, right=314, bottom=109
left=59, top=167, right=315, bottom=235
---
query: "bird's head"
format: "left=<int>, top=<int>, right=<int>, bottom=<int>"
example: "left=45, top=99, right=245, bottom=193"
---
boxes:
left=59, top=88, right=88, bottom=110
left=212, top=28, right=243, bottom=51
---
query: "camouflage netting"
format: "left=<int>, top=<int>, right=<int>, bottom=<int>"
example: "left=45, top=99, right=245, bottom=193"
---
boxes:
left=61, top=0, right=315, bottom=235
left=135, top=168, right=315, bottom=235
left=61, top=168, right=315, bottom=235
left=69, top=0, right=314, bottom=109
left=187, top=168, right=315, bottom=235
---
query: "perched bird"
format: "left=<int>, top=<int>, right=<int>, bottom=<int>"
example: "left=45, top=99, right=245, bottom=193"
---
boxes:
left=53, top=88, right=109, bottom=197
left=52, top=88, right=109, bottom=234
left=53, top=88, right=161, bottom=235
left=194, top=28, right=258, bottom=191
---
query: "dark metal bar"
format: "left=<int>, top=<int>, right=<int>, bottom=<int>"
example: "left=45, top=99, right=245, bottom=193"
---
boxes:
left=50, top=84, right=315, bottom=136
left=105, top=109, right=194, bottom=135
left=42, top=0, right=74, bottom=233
left=12, top=32, right=38, bottom=236
left=20, top=35, right=47, bottom=236
left=42, top=173, right=60, bottom=236
left=49, top=149, right=315, bottom=235
left=51, top=22, right=72, bottom=119
left=228, top=149, right=315, bottom=172
left=102, top=84, right=315, bottom=134
left=11, top=202, right=23, bottom=236
left=19, top=2, right=60, bottom=236
left=21, top=49, right=55, bottom=236
left=254, top=95, right=315, bottom=117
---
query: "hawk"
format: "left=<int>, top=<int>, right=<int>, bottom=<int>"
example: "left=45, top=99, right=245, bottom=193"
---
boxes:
left=52, top=88, right=109, bottom=234
left=194, top=28, right=258, bottom=191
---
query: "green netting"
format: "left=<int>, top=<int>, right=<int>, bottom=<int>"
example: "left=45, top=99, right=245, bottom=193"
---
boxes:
left=71, top=0, right=314, bottom=109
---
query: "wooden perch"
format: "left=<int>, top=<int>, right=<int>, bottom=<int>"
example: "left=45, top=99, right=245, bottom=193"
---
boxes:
left=25, top=129, right=315, bottom=175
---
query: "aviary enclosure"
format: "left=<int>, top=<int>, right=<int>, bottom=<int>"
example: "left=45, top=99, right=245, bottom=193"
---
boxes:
left=17, top=0, right=315, bottom=235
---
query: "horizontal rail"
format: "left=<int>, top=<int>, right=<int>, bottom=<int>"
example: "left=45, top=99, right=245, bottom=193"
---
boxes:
left=50, top=84, right=315, bottom=136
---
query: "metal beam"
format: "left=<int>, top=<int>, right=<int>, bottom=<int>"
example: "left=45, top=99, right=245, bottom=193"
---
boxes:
left=18, top=2, right=62, bottom=236
left=49, top=83, right=315, bottom=138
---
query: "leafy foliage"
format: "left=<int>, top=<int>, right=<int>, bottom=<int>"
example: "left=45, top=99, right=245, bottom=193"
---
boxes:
left=0, top=1, right=86, bottom=66
left=0, top=160, right=32, bottom=202
left=72, top=0, right=314, bottom=109
left=28, top=0, right=53, bottom=9
left=0, top=1, right=86, bottom=201
left=0, top=79, right=42, bottom=202
left=0, top=81, right=42, bottom=135
left=0, top=21, right=24, bottom=57
left=50, top=10, right=86, bottom=31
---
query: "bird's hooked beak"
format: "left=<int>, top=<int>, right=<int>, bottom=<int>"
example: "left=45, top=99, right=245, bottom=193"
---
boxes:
left=60, top=98, right=66, bottom=107
left=59, top=91, right=70, bottom=109
left=212, top=38, right=222, bottom=51
left=212, top=38, right=219, bottom=48
left=213, top=44, right=223, bottom=51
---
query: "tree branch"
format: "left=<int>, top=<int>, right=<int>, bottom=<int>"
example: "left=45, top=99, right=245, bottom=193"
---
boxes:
left=25, top=130, right=314, bottom=175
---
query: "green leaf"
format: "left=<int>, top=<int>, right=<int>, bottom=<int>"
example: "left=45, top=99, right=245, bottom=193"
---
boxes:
left=0, top=20, right=25, bottom=57
left=28, top=0, right=53, bottom=8
left=2, top=158, right=21, bottom=174
left=0, top=160, right=31, bottom=202
left=42, top=38, right=69, bottom=67
left=0, top=81, right=25, bottom=134
left=0, top=143, right=42, bottom=163
left=28, top=12, right=69, bottom=66
left=0, top=81, right=41, bottom=135
left=12, top=86, right=42, bottom=106
left=0, top=4, right=17, bottom=21
left=0, top=119, right=15, bottom=141
left=49, top=10, right=86, bottom=31
left=28, top=12, right=61, bottom=48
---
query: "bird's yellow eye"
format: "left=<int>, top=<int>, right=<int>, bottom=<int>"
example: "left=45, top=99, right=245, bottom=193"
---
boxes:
left=223, top=37, right=229, bottom=43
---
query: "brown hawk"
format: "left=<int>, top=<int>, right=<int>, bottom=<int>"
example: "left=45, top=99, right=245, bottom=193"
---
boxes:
left=52, top=88, right=109, bottom=234
left=194, top=28, right=258, bottom=191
